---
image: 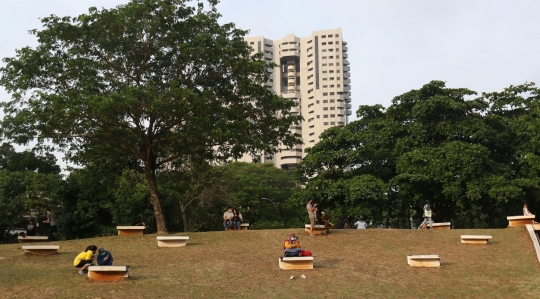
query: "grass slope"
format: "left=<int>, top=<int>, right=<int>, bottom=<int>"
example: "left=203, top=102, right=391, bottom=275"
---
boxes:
left=1, top=228, right=539, bottom=299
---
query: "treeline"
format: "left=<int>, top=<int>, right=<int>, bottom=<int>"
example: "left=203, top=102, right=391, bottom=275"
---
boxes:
left=293, top=81, right=540, bottom=229
left=0, top=150, right=304, bottom=243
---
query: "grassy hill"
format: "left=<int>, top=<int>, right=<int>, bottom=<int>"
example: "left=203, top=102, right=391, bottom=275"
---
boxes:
left=1, top=227, right=539, bottom=298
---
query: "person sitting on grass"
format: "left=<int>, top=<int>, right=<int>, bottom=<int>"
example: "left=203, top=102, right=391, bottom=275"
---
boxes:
left=283, top=233, right=312, bottom=257
left=74, top=245, right=97, bottom=274
left=97, top=248, right=114, bottom=266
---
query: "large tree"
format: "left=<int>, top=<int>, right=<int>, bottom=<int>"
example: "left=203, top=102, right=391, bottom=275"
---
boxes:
left=0, top=0, right=301, bottom=233
left=294, top=81, right=540, bottom=228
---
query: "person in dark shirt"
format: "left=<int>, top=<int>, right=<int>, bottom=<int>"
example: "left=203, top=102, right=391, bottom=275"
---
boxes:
left=97, top=248, right=114, bottom=266
left=43, top=208, right=57, bottom=241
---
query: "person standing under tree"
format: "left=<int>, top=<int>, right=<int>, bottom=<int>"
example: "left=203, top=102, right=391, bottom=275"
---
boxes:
left=418, top=200, right=433, bottom=229
left=43, top=208, right=57, bottom=241
left=306, top=199, right=318, bottom=237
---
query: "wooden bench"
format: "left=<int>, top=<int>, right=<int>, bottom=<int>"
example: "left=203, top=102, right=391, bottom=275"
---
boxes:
left=407, top=255, right=441, bottom=267
left=226, top=223, right=249, bottom=231
left=461, top=235, right=492, bottom=244
left=278, top=257, right=314, bottom=270
left=507, top=215, right=535, bottom=228
left=117, top=226, right=145, bottom=236
left=305, top=224, right=327, bottom=235
left=18, top=236, right=48, bottom=243
left=88, top=266, right=130, bottom=281
left=22, top=245, right=59, bottom=256
left=432, top=222, right=451, bottom=230
left=156, top=236, right=189, bottom=247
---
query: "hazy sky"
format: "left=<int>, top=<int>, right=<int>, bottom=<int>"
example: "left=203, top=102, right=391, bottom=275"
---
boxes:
left=1, top=0, right=539, bottom=167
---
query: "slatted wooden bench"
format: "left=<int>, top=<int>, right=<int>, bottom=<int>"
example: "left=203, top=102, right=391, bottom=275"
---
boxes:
left=22, top=245, right=59, bottom=256
left=278, top=257, right=314, bottom=270
left=117, top=226, right=145, bottom=236
left=156, top=236, right=189, bottom=247
left=407, top=255, right=441, bottom=267
left=226, top=223, right=249, bottom=231
left=18, top=236, right=48, bottom=243
left=305, top=224, right=326, bottom=235
left=432, top=222, right=451, bottom=230
left=461, top=235, right=492, bottom=244
left=507, top=215, right=535, bottom=228
left=88, top=266, right=130, bottom=281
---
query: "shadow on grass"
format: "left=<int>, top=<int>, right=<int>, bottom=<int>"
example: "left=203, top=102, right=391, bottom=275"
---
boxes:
left=440, top=262, right=453, bottom=266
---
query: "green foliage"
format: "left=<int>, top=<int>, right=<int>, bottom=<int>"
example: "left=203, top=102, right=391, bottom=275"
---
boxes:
left=296, top=81, right=540, bottom=228
left=0, top=143, right=62, bottom=242
left=0, top=0, right=301, bottom=233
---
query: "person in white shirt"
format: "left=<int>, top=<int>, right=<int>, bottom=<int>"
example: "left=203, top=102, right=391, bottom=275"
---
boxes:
left=223, top=207, right=234, bottom=231
left=524, top=203, right=534, bottom=216
left=354, top=218, right=367, bottom=229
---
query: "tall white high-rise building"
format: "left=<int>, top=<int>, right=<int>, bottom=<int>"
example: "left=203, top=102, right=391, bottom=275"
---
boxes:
left=243, top=29, right=352, bottom=170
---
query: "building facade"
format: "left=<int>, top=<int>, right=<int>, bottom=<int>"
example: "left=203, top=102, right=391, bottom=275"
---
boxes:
left=243, top=29, right=352, bottom=170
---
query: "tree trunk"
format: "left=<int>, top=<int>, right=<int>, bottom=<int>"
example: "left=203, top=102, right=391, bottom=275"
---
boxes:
left=144, top=163, right=168, bottom=234
left=180, top=203, right=188, bottom=232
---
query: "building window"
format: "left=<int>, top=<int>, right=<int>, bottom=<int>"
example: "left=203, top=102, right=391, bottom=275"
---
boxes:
left=324, top=122, right=329, bottom=126
left=336, top=55, right=340, bottom=59
left=323, top=92, right=328, bottom=96
left=330, top=92, right=335, bottom=95
left=330, top=114, right=335, bottom=117
left=322, top=56, right=327, bottom=59
left=329, top=70, right=334, bottom=73
left=309, top=96, right=314, bottom=99
left=316, top=115, right=320, bottom=118
left=336, top=41, right=340, bottom=44
left=309, top=125, right=314, bottom=128
left=322, top=85, right=328, bottom=88
left=307, top=40, right=312, bottom=43
left=331, top=121, right=336, bottom=125
left=337, top=62, right=340, bottom=66
left=322, top=49, right=327, bottom=52
left=322, top=63, right=327, bottom=66
left=329, top=49, right=334, bottom=52
left=328, top=34, right=333, bottom=38
left=329, top=77, right=334, bottom=80
left=250, top=42, right=254, bottom=45
left=324, top=115, right=328, bottom=118
left=322, top=35, right=326, bottom=38
left=323, top=107, right=328, bottom=111
left=323, top=78, right=328, bottom=81
left=322, top=42, right=326, bottom=45
left=316, top=100, right=320, bottom=103
left=330, top=85, right=334, bottom=88
left=323, top=100, right=328, bottom=103
left=330, top=107, right=335, bottom=110
left=328, top=41, right=333, bottom=45
left=329, top=56, right=333, bottom=59
left=309, top=132, right=314, bottom=136
left=336, top=34, right=339, bottom=37
left=330, top=99, right=335, bottom=103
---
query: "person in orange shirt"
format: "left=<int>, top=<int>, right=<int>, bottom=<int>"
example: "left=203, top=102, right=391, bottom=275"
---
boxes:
left=283, top=233, right=313, bottom=257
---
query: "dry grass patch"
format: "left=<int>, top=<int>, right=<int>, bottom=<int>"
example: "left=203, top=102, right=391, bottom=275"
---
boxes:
left=1, top=227, right=540, bottom=298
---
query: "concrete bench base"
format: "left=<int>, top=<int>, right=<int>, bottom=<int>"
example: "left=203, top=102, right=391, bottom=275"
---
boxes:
left=507, top=216, right=535, bottom=228
left=117, top=226, right=145, bottom=236
left=432, top=222, right=451, bottom=230
left=279, top=257, right=314, bottom=270
left=407, top=255, right=441, bottom=267
left=461, top=235, right=492, bottom=244
left=156, top=236, right=189, bottom=247
left=18, top=236, right=48, bottom=243
left=305, top=224, right=327, bottom=235
left=88, top=266, right=130, bottom=281
left=227, top=223, right=249, bottom=231
left=22, top=245, right=59, bottom=256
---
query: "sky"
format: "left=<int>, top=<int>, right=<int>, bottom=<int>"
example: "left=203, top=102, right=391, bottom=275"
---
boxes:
left=1, top=0, right=539, bottom=168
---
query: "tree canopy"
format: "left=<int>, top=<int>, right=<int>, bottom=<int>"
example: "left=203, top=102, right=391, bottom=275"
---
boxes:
left=293, top=81, right=540, bottom=228
left=0, top=0, right=301, bottom=233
